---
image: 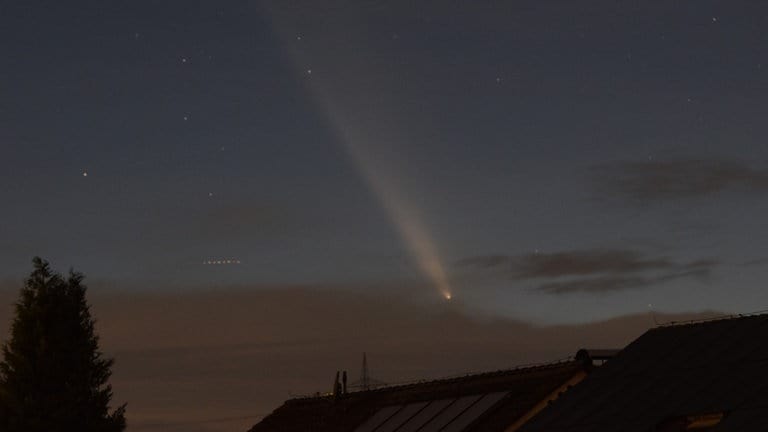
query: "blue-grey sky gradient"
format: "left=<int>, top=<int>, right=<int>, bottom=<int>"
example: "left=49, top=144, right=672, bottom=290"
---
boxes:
left=2, top=1, right=768, bottom=323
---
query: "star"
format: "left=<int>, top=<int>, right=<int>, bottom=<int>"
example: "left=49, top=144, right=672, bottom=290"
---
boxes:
left=306, top=68, right=312, bottom=75
left=296, top=35, right=302, bottom=41
left=712, top=17, right=718, bottom=23
left=181, top=57, right=188, bottom=63
left=183, top=115, right=189, bottom=121
left=208, top=192, right=214, bottom=197
left=82, top=171, right=88, bottom=177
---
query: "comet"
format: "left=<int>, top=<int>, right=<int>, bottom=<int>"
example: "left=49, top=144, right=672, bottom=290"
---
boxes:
left=301, top=84, right=454, bottom=300
left=262, top=10, right=455, bottom=300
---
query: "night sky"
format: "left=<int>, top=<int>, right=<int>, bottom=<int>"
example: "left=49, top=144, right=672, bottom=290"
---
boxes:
left=2, top=1, right=768, bottom=428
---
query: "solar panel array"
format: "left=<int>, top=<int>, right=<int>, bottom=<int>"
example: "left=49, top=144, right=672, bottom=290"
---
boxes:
left=353, top=392, right=510, bottom=432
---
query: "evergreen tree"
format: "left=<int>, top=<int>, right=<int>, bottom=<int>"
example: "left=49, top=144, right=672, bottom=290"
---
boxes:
left=0, top=257, right=126, bottom=432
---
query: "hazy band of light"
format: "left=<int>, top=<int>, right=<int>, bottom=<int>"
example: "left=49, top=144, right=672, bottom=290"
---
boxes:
left=263, top=8, right=453, bottom=299
left=323, top=117, right=454, bottom=300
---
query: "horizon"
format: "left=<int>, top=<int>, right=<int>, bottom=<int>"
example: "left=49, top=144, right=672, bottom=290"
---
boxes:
left=0, top=281, right=725, bottom=431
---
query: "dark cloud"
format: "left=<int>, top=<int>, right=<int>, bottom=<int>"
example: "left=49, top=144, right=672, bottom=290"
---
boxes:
left=592, top=159, right=768, bottom=200
left=510, top=249, right=669, bottom=278
left=740, top=258, right=768, bottom=267
left=455, top=249, right=716, bottom=294
left=536, top=276, right=648, bottom=294
left=0, top=283, right=722, bottom=432
left=537, top=263, right=712, bottom=295
left=455, top=254, right=510, bottom=269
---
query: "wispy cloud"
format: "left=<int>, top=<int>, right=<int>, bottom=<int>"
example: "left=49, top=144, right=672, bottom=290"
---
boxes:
left=536, top=264, right=712, bottom=295
left=455, top=249, right=716, bottom=294
left=592, top=159, right=768, bottom=201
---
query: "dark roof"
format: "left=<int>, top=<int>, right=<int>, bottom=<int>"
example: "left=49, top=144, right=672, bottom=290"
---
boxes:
left=519, top=313, right=768, bottom=432
left=249, top=359, right=589, bottom=432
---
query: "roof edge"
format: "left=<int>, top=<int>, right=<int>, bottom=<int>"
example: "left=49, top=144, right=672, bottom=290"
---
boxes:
left=287, top=356, right=584, bottom=402
left=655, top=310, right=768, bottom=329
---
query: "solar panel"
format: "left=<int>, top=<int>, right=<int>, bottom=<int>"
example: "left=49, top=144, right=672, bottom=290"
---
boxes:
left=395, top=398, right=455, bottom=432
left=439, top=391, right=510, bottom=432
left=353, top=405, right=403, bottom=432
left=416, top=394, right=484, bottom=432
left=374, top=401, right=429, bottom=432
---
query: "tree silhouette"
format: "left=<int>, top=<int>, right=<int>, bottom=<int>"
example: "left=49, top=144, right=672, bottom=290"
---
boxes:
left=0, top=257, right=126, bottom=432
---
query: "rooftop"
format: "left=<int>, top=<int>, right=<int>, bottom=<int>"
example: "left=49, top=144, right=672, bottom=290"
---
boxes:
left=249, top=356, right=595, bottom=432
left=519, top=313, right=768, bottom=432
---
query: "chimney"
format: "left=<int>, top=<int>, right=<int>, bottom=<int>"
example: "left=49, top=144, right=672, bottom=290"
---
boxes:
left=576, top=348, right=621, bottom=366
left=333, top=371, right=342, bottom=401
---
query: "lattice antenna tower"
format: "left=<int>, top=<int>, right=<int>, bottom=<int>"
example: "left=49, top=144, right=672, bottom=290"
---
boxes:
left=350, top=352, right=386, bottom=391
left=360, top=352, right=370, bottom=390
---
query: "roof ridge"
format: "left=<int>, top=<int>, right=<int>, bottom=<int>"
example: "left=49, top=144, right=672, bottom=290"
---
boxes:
left=288, top=356, right=578, bottom=401
left=656, top=309, right=768, bottom=328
